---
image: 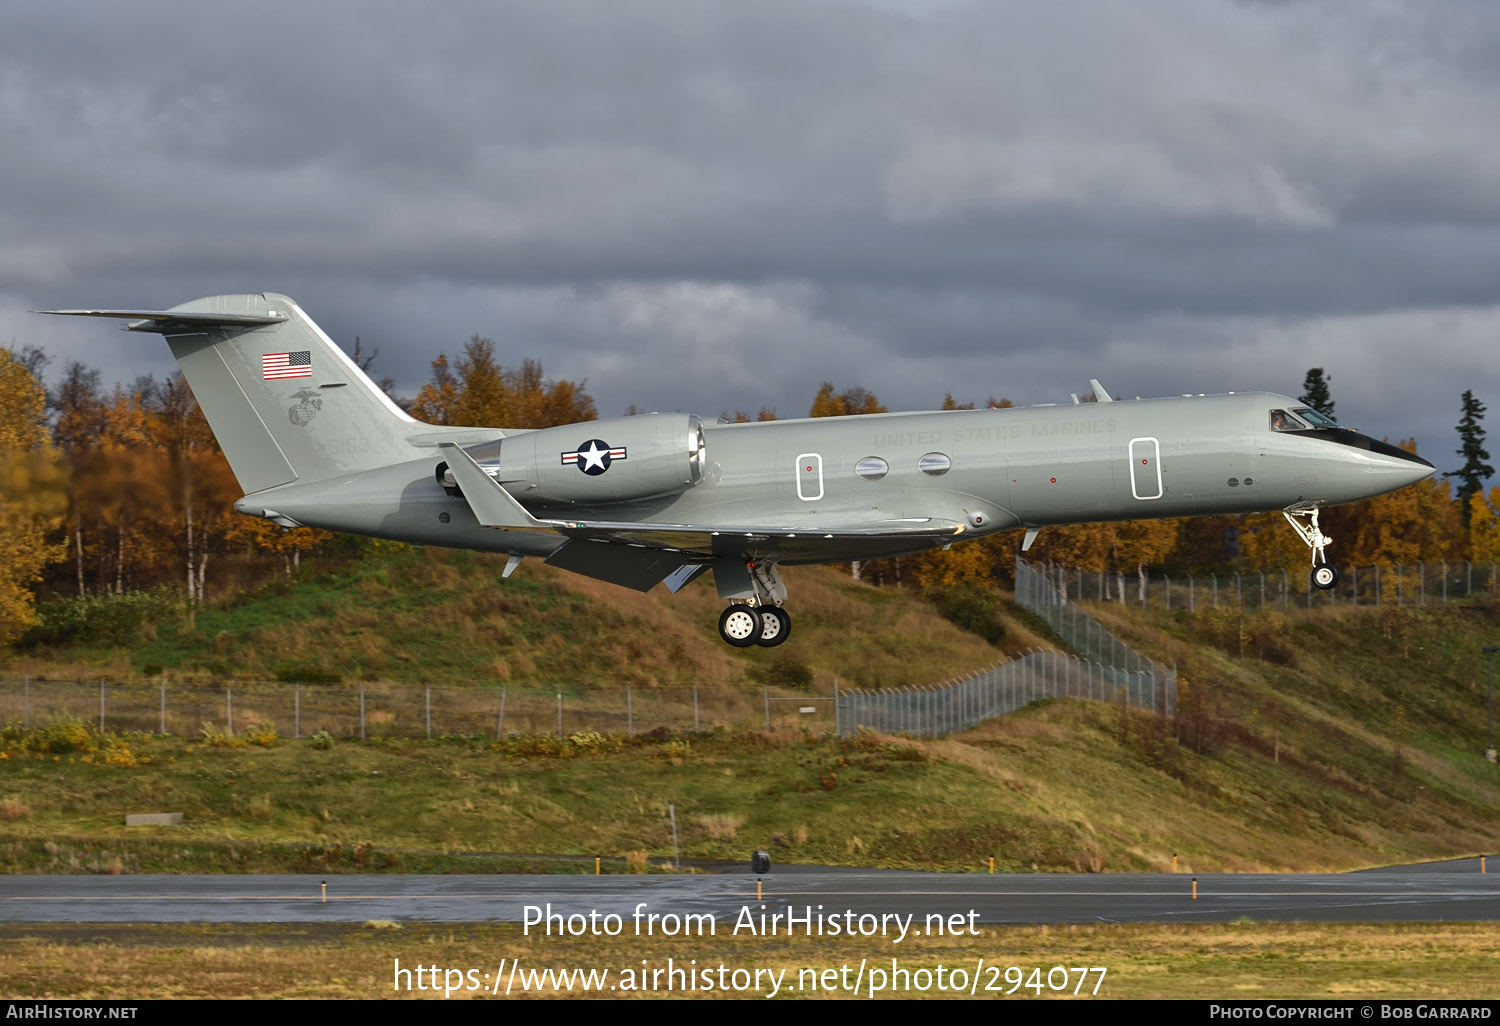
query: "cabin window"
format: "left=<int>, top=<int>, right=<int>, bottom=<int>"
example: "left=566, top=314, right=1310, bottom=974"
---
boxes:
left=855, top=456, right=888, bottom=481
left=918, top=452, right=952, bottom=476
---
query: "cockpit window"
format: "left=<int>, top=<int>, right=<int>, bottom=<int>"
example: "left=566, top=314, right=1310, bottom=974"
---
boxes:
left=1292, top=407, right=1338, bottom=429
left=1269, top=409, right=1307, bottom=432
left=1271, top=407, right=1338, bottom=432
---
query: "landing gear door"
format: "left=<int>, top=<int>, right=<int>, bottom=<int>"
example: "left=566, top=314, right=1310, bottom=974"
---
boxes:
left=1128, top=437, right=1163, bottom=500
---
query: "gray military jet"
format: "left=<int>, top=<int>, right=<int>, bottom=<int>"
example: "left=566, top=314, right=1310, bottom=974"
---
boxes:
left=44, top=294, right=1434, bottom=647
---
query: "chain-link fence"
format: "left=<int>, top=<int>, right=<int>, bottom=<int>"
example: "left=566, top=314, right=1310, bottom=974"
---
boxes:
left=0, top=677, right=845, bottom=739
left=1014, top=558, right=1178, bottom=720
left=836, top=650, right=1168, bottom=736
left=1034, top=561, right=1498, bottom=612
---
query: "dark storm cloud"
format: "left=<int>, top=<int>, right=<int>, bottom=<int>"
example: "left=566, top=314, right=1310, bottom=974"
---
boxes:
left=2, top=0, right=1498, bottom=465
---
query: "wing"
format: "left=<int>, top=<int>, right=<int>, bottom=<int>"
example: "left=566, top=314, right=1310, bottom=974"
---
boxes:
left=439, top=441, right=964, bottom=566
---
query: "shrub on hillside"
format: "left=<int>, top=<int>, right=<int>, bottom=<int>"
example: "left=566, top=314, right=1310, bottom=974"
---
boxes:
left=20, top=588, right=185, bottom=648
left=928, top=587, right=1007, bottom=644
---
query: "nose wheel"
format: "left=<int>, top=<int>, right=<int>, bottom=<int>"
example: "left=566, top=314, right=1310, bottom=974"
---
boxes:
left=1284, top=506, right=1340, bottom=591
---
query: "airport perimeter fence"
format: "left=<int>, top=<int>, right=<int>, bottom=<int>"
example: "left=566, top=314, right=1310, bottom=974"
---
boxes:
left=1032, top=560, right=1498, bottom=613
left=0, top=643, right=1173, bottom=744
left=1015, top=557, right=1179, bottom=722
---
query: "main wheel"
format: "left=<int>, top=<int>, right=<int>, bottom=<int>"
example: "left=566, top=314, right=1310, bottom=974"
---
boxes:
left=718, top=604, right=763, bottom=647
left=755, top=606, right=792, bottom=648
left=1311, top=563, right=1339, bottom=590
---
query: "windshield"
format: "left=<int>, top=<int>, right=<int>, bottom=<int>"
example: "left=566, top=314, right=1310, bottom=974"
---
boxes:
left=1293, top=407, right=1338, bottom=429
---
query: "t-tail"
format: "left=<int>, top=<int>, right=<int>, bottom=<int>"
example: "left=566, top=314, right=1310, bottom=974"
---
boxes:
left=41, top=293, right=421, bottom=494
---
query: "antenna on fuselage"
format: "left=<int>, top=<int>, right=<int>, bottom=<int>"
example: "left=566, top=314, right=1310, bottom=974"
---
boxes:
left=1088, top=379, right=1113, bottom=403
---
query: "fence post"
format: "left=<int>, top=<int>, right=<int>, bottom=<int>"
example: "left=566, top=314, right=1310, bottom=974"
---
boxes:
left=1212, top=575, right=1218, bottom=609
left=764, top=686, right=771, bottom=731
left=1166, top=576, right=1172, bottom=612
left=1441, top=562, right=1447, bottom=603
left=1189, top=575, right=1194, bottom=613
left=100, top=679, right=106, bottom=733
left=159, top=679, right=166, bottom=735
left=359, top=685, right=366, bottom=739
left=692, top=685, right=699, bottom=733
left=225, top=684, right=232, bottom=736
left=497, top=685, right=506, bottom=740
left=833, top=678, right=840, bottom=737
left=425, top=683, right=432, bottom=739
left=23, top=675, right=29, bottom=729
left=1259, top=572, right=1266, bottom=611
left=557, top=691, right=563, bottom=739
left=1352, top=566, right=1359, bottom=605
left=1467, top=561, right=1472, bottom=597
left=627, top=684, right=634, bottom=738
left=1375, top=565, right=1381, bottom=605
left=294, top=684, right=300, bottom=740
left=1419, top=562, right=1425, bottom=606
left=1397, top=565, right=1403, bottom=606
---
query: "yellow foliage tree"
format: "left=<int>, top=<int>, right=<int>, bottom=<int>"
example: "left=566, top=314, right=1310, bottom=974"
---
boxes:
left=0, top=348, right=64, bottom=643
left=1467, top=488, right=1500, bottom=565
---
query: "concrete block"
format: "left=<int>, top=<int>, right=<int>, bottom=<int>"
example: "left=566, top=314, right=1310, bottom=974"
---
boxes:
left=125, top=812, right=183, bottom=827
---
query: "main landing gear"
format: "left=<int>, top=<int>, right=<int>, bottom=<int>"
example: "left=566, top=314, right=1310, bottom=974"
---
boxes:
left=717, top=604, right=792, bottom=648
left=715, top=561, right=792, bottom=648
left=1283, top=505, right=1340, bottom=591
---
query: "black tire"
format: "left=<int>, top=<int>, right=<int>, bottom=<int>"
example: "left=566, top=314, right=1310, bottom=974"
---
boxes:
left=718, top=605, right=763, bottom=647
left=755, top=606, right=792, bottom=648
left=1311, top=563, right=1339, bottom=590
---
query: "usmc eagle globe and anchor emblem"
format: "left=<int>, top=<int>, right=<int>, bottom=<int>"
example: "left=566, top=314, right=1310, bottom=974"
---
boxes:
left=561, top=439, right=627, bottom=476
left=288, top=388, right=323, bottom=427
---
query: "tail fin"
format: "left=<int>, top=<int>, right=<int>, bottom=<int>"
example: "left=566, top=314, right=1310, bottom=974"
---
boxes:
left=42, top=293, right=417, bottom=493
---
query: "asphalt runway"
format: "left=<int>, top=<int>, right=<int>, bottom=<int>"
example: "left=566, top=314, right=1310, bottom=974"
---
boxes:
left=3, top=858, right=1497, bottom=925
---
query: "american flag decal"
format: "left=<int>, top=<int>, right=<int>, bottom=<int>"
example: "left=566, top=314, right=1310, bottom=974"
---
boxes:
left=262, top=351, right=312, bottom=380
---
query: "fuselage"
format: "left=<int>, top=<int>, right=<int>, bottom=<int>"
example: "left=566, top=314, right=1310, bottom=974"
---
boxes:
left=249, top=390, right=1434, bottom=565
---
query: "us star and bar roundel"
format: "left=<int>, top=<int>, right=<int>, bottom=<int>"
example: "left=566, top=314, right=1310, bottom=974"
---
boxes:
left=561, top=439, right=627, bottom=476
left=262, top=350, right=312, bottom=380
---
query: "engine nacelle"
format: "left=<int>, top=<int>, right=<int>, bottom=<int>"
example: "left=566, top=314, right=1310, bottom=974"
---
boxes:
left=440, top=413, right=706, bottom=506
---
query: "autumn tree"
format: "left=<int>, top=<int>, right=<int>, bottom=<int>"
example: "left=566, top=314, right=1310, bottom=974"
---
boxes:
left=1468, top=488, right=1500, bottom=564
left=409, top=353, right=460, bottom=425
left=1445, top=390, right=1493, bottom=527
left=1298, top=368, right=1335, bottom=419
left=809, top=383, right=886, bottom=417
left=414, top=337, right=596, bottom=428
left=0, top=347, right=64, bottom=643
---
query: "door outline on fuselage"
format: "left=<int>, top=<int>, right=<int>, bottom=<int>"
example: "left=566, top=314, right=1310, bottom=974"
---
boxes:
left=1128, top=437, right=1163, bottom=500
left=796, top=452, right=824, bottom=501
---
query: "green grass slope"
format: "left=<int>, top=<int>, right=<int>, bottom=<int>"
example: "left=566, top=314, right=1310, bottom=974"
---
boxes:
left=6, top=548, right=1030, bottom=687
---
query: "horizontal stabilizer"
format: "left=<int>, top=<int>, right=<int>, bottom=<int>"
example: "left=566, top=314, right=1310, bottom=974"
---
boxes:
left=38, top=309, right=288, bottom=333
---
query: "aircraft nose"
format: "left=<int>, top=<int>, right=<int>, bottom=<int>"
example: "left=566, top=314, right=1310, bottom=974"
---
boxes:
left=1365, top=448, right=1434, bottom=490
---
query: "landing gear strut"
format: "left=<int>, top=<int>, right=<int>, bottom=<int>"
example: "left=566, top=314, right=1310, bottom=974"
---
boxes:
left=715, top=561, right=793, bottom=647
left=1284, top=506, right=1340, bottom=591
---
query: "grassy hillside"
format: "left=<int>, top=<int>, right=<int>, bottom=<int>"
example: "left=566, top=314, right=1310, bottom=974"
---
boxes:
left=5, top=548, right=1034, bottom=687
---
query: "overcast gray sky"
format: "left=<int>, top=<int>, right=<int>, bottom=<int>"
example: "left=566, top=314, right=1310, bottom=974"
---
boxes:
left=3, top=0, right=1496, bottom=471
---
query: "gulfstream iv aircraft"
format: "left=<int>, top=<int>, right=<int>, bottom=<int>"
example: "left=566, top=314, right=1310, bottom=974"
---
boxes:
left=44, top=294, right=1435, bottom=647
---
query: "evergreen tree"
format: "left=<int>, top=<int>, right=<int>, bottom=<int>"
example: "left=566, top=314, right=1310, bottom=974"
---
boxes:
left=1445, top=390, right=1493, bottom=526
left=1298, top=368, right=1335, bottom=419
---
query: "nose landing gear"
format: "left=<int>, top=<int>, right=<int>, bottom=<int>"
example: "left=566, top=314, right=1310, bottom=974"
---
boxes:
left=1284, top=506, right=1340, bottom=591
